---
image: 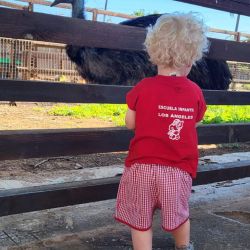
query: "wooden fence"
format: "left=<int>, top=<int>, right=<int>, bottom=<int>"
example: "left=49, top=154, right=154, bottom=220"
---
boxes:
left=1, top=0, right=250, bottom=41
left=1, top=0, right=250, bottom=84
left=0, top=0, right=250, bottom=217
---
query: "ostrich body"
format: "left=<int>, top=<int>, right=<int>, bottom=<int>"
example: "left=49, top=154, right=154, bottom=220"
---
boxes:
left=51, top=0, right=232, bottom=89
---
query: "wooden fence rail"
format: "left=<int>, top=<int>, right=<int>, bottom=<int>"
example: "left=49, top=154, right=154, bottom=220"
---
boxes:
left=0, top=160, right=250, bottom=217
left=1, top=79, right=250, bottom=104
left=0, top=124, right=249, bottom=161
left=16, top=0, right=138, bottom=20
left=1, top=8, right=250, bottom=62
left=2, top=0, right=250, bottom=41
left=175, top=0, right=250, bottom=16
left=0, top=0, right=24, bottom=9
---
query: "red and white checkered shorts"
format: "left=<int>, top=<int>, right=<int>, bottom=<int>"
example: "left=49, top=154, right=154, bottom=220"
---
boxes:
left=115, top=163, right=192, bottom=231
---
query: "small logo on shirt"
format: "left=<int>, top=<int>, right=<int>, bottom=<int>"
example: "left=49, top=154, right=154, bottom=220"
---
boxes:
left=168, top=119, right=184, bottom=140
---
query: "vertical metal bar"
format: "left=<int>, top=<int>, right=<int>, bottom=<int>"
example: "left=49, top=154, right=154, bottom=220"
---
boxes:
left=234, top=14, right=241, bottom=41
left=235, top=14, right=240, bottom=32
left=103, top=0, right=108, bottom=22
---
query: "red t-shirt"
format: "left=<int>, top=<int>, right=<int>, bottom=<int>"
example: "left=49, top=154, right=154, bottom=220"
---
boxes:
left=125, top=75, right=207, bottom=178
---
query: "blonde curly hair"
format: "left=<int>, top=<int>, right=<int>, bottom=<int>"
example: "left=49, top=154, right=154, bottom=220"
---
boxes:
left=144, top=13, right=209, bottom=69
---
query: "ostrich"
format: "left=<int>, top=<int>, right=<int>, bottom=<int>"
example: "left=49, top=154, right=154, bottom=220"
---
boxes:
left=51, top=0, right=232, bottom=89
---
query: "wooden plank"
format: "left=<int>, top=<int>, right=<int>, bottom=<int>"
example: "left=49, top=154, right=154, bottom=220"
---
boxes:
left=197, top=123, right=250, bottom=145
left=0, top=128, right=132, bottom=160
left=10, top=0, right=250, bottom=40
left=0, top=124, right=249, bottom=161
left=0, top=79, right=128, bottom=104
left=175, top=0, right=250, bottom=16
left=208, top=38, right=250, bottom=62
left=204, top=90, right=250, bottom=105
left=0, top=0, right=25, bottom=10
left=0, top=176, right=119, bottom=217
left=17, top=0, right=71, bottom=9
left=232, top=79, right=250, bottom=84
left=209, top=27, right=250, bottom=39
left=193, top=160, right=250, bottom=185
left=0, top=160, right=249, bottom=217
left=1, top=8, right=250, bottom=62
left=0, top=79, right=250, bottom=105
left=7, top=0, right=250, bottom=40
left=16, top=0, right=137, bottom=19
left=16, top=66, right=79, bottom=76
left=0, top=7, right=145, bottom=51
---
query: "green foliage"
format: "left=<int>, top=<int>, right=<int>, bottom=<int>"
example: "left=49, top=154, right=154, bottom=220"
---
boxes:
left=133, top=9, right=146, bottom=17
left=48, top=104, right=127, bottom=126
left=203, top=105, right=250, bottom=124
left=244, top=84, right=250, bottom=90
left=132, top=9, right=159, bottom=17
left=32, top=107, right=45, bottom=112
left=47, top=104, right=250, bottom=126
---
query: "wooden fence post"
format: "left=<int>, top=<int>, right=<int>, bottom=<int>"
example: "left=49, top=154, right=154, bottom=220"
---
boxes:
left=92, top=8, right=98, bottom=21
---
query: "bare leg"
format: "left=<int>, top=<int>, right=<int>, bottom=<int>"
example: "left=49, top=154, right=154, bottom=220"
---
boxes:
left=131, top=228, right=153, bottom=250
left=171, top=219, right=191, bottom=249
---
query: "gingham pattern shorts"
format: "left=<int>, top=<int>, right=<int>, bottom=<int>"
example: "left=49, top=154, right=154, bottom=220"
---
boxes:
left=115, top=163, right=192, bottom=231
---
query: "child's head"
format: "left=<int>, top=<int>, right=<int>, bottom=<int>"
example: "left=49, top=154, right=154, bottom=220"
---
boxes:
left=144, top=13, right=209, bottom=70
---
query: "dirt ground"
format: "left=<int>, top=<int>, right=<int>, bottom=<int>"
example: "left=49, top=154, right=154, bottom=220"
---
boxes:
left=0, top=102, right=115, bottom=130
left=0, top=102, right=250, bottom=180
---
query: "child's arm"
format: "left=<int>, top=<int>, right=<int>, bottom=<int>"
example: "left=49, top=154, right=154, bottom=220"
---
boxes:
left=125, top=108, right=136, bottom=130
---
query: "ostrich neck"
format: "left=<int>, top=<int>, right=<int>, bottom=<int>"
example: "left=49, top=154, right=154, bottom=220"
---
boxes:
left=72, top=0, right=85, bottom=19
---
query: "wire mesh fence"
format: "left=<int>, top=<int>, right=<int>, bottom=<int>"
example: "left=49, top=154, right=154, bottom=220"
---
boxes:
left=0, top=37, right=83, bottom=83
left=228, top=61, right=250, bottom=83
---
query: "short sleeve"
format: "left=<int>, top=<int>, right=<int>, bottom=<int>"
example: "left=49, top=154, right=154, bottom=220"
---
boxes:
left=126, top=83, right=141, bottom=111
left=196, top=90, right=207, bottom=122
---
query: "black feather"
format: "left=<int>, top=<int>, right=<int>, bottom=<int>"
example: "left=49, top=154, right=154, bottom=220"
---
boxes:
left=57, top=3, right=232, bottom=89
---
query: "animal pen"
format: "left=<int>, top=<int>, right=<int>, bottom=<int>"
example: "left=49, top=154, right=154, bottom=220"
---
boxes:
left=1, top=0, right=250, bottom=85
left=0, top=0, right=249, bottom=227
left=0, top=37, right=82, bottom=83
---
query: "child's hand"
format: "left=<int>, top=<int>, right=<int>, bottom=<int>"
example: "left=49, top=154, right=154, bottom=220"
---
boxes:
left=196, top=122, right=201, bottom=128
left=125, top=108, right=136, bottom=130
